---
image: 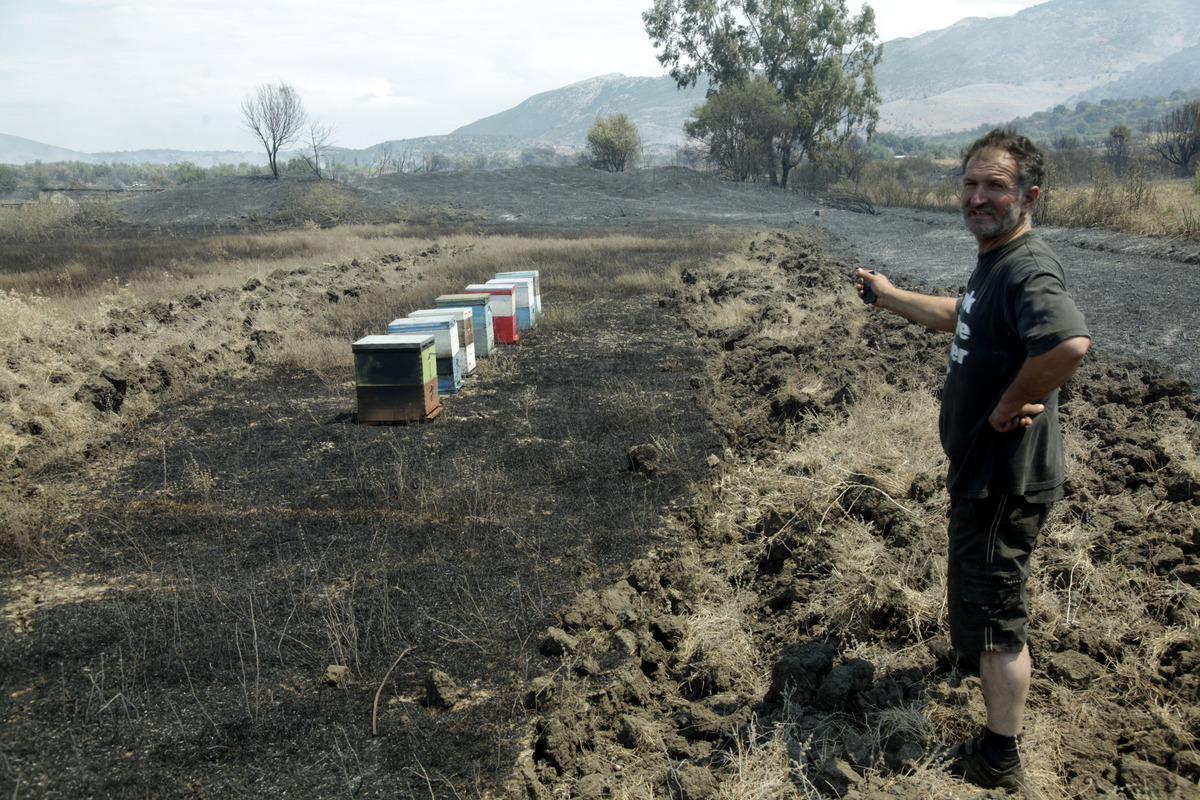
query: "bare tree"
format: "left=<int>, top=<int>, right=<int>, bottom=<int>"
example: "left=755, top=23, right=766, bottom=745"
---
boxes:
left=300, top=121, right=336, bottom=179
left=1143, top=100, right=1200, bottom=177
left=369, top=142, right=414, bottom=177
left=241, top=82, right=307, bottom=179
left=369, top=143, right=395, bottom=177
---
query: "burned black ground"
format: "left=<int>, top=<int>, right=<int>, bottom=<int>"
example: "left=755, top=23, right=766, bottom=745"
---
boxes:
left=2, top=169, right=1198, bottom=800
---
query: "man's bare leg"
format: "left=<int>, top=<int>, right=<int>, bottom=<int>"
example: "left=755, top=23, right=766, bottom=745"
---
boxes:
left=979, top=644, right=1031, bottom=737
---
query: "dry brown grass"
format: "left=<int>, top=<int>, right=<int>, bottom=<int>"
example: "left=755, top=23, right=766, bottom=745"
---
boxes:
left=857, top=159, right=1200, bottom=240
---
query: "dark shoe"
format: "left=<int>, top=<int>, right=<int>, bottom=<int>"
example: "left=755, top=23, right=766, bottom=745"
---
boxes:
left=946, top=737, right=1026, bottom=791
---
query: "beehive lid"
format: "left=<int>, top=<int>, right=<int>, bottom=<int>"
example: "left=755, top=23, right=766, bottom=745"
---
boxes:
left=434, top=304, right=490, bottom=322
left=387, top=318, right=460, bottom=354
left=352, top=334, right=435, bottom=352
left=387, top=318, right=454, bottom=332
left=410, top=308, right=471, bottom=324
left=437, top=293, right=492, bottom=306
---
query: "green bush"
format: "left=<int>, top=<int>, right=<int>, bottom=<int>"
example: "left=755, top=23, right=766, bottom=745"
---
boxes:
left=0, top=165, right=16, bottom=195
left=174, top=162, right=207, bottom=183
left=583, top=114, right=642, bottom=172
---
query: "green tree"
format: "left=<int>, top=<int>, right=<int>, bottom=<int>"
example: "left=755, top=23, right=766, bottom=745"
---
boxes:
left=1143, top=100, right=1200, bottom=177
left=644, top=0, right=881, bottom=187
left=423, top=153, right=451, bottom=173
left=30, top=161, right=50, bottom=190
left=684, top=75, right=786, bottom=181
left=241, top=81, right=307, bottom=179
left=0, top=165, right=17, bottom=195
left=521, top=146, right=560, bottom=167
left=583, top=114, right=642, bottom=172
left=174, top=162, right=206, bottom=183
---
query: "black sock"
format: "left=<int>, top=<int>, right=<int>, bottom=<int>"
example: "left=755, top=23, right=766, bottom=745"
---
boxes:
left=980, top=728, right=1021, bottom=771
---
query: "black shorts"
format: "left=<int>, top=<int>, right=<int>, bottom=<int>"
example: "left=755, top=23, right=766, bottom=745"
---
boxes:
left=946, top=494, right=1051, bottom=659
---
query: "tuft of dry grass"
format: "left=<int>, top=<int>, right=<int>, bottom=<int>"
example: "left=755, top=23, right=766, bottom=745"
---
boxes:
left=676, top=591, right=769, bottom=698
left=715, top=721, right=817, bottom=800
left=777, top=379, right=943, bottom=501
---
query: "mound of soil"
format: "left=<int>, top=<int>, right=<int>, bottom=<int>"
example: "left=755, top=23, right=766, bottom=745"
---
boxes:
left=2, top=169, right=1198, bottom=799
left=518, top=230, right=1200, bottom=800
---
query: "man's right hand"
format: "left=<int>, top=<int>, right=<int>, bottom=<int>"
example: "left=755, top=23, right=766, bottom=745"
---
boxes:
left=851, top=268, right=960, bottom=333
left=854, top=268, right=893, bottom=306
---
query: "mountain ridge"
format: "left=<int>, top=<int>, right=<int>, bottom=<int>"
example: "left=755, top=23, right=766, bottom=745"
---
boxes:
left=872, top=0, right=1200, bottom=134
left=3, top=0, right=1197, bottom=165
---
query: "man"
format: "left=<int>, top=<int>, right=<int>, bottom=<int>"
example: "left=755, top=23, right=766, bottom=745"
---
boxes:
left=854, top=127, right=1090, bottom=790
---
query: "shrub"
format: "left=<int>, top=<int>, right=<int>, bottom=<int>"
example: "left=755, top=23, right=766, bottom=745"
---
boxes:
left=64, top=203, right=122, bottom=233
left=274, top=182, right=367, bottom=227
left=583, top=114, right=642, bottom=172
left=0, top=165, right=16, bottom=195
left=174, top=162, right=207, bottom=183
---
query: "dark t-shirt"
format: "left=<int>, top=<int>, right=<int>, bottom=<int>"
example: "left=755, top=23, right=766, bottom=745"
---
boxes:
left=939, top=231, right=1090, bottom=499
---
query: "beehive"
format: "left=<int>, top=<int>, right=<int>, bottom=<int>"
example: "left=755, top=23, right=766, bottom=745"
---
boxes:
left=494, top=270, right=541, bottom=315
left=436, top=293, right=495, bottom=357
left=485, top=277, right=535, bottom=330
left=386, top=317, right=464, bottom=394
left=464, top=284, right=518, bottom=344
left=351, top=334, right=440, bottom=423
left=408, top=308, right=476, bottom=374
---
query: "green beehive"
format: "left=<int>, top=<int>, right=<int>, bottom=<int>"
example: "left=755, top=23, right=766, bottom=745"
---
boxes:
left=352, top=334, right=440, bottom=423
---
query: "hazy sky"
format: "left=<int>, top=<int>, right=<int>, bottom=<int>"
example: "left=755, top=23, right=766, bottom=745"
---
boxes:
left=1, top=0, right=1042, bottom=154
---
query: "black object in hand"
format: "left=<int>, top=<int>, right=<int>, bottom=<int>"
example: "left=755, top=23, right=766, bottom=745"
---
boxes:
left=861, top=270, right=877, bottom=304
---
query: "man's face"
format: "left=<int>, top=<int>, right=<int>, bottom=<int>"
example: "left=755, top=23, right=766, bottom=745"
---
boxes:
left=961, top=148, right=1034, bottom=250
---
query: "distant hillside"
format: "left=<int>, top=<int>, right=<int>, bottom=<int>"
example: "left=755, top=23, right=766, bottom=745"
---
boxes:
left=323, top=74, right=710, bottom=167
left=0, top=132, right=265, bottom=168
left=874, top=0, right=1200, bottom=135
left=0, top=132, right=97, bottom=165
left=1077, top=43, right=1200, bottom=103
left=439, top=0, right=1200, bottom=149
left=451, top=73, right=708, bottom=153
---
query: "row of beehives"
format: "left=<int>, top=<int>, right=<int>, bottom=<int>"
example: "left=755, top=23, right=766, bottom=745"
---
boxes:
left=351, top=271, right=541, bottom=424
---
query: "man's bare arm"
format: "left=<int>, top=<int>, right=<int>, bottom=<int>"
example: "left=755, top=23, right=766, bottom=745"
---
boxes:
left=989, top=336, right=1091, bottom=432
left=854, top=268, right=958, bottom=332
